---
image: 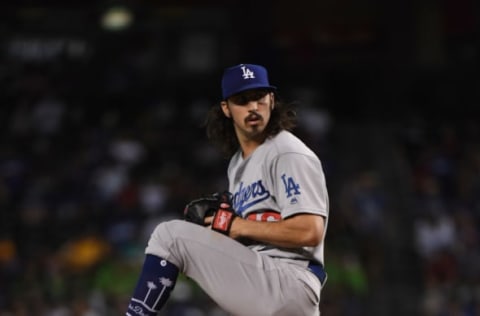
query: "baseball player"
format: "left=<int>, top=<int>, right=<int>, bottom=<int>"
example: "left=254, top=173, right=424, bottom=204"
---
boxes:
left=125, top=64, right=329, bottom=316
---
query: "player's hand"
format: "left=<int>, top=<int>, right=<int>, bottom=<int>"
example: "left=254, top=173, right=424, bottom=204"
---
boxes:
left=184, top=191, right=237, bottom=236
left=183, top=195, right=219, bottom=226
left=210, top=199, right=237, bottom=236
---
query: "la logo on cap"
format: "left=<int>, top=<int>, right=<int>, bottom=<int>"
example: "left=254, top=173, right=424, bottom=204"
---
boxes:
left=221, top=63, right=276, bottom=99
left=241, top=66, right=255, bottom=79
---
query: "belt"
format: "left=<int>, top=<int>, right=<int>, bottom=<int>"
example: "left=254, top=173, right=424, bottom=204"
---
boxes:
left=307, top=262, right=327, bottom=285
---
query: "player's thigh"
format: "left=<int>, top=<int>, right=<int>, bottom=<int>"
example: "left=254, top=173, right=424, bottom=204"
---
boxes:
left=146, top=219, right=260, bottom=271
left=147, top=220, right=320, bottom=315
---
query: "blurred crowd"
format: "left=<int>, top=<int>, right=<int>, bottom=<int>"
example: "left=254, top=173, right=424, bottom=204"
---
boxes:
left=400, top=119, right=480, bottom=316
left=0, top=64, right=230, bottom=315
left=0, top=49, right=479, bottom=316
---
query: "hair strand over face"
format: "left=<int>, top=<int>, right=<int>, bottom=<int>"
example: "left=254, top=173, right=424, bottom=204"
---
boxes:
left=204, top=96, right=297, bottom=158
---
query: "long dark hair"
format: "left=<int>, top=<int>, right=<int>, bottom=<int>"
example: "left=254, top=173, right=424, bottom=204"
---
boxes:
left=205, top=94, right=297, bottom=158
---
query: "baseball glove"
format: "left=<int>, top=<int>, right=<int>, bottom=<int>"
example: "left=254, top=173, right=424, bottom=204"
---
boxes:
left=183, top=195, right=219, bottom=226
left=183, top=191, right=237, bottom=235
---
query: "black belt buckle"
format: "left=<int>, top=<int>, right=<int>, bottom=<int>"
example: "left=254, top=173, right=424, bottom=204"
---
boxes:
left=308, top=262, right=327, bottom=285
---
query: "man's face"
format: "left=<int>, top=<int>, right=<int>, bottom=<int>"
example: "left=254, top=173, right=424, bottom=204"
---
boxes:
left=221, top=89, right=274, bottom=141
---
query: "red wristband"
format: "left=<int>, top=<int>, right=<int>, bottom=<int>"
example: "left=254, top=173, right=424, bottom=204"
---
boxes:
left=212, top=208, right=235, bottom=235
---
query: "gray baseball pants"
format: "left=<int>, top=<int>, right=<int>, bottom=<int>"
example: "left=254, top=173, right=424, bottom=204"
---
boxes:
left=145, top=220, right=322, bottom=316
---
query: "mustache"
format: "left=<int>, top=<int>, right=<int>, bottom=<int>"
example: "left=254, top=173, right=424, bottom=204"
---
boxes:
left=245, top=112, right=263, bottom=122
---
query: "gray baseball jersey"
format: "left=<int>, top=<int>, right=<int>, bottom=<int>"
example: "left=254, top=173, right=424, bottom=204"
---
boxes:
left=227, top=130, right=329, bottom=265
left=146, top=130, right=328, bottom=315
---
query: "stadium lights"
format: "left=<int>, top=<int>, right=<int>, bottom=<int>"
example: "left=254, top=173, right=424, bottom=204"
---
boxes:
left=100, top=5, right=134, bottom=31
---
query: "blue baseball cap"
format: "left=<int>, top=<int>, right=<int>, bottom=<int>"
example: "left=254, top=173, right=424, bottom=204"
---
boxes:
left=221, top=64, right=276, bottom=100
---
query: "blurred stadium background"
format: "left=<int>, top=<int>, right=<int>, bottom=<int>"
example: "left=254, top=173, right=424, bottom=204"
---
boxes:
left=0, top=1, right=479, bottom=315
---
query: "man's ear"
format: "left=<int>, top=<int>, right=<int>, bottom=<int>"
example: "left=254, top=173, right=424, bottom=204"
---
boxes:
left=221, top=101, right=231, bottom=118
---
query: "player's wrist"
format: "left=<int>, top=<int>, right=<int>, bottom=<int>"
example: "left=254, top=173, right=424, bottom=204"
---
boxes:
left=229, top=216, right=245, bottom=239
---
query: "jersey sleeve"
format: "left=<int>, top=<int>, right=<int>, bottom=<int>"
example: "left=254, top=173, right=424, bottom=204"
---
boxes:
left=271, top=152, right=329, bottom=219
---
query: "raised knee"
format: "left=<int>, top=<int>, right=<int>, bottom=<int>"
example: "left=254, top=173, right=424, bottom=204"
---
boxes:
left=149, top=219, right=197, bottom=247
left=151, top=219, right=182, bottom=240
left=146, top=219, right=197, bottom=267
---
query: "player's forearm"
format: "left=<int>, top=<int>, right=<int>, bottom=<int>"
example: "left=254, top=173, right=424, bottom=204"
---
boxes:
left=231, top=214, right=325, bottom=248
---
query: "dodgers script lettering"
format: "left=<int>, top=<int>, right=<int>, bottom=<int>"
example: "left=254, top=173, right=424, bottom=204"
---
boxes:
left=232, top=180, right=270, bottom=214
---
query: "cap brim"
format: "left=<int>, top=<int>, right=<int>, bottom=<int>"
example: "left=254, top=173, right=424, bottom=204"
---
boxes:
left=224, top=84, right=277, bottom=100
